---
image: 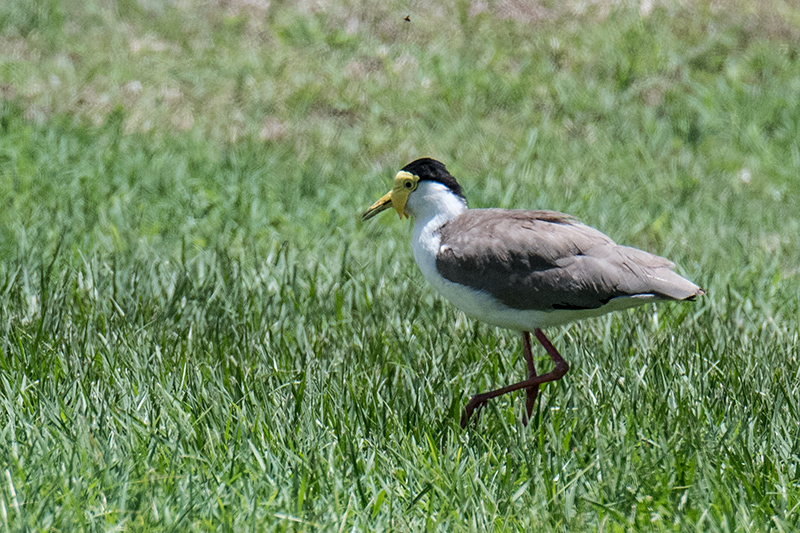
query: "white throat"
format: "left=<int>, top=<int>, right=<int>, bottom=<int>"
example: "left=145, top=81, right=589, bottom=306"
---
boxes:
left=406, top=181, right=468, bottom=293
left=406, top=181, right=467, bottom=228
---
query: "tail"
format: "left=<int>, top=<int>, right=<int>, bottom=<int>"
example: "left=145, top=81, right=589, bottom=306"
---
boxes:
left=613, top=245, right=704, bottom=302
left=649, top=267, right=705, bottom=301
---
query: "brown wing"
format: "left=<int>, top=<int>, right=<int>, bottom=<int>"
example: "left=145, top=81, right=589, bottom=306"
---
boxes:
left=435, top=209, right=701, bottom=311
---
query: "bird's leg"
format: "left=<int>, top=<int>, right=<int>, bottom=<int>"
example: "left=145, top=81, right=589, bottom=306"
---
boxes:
left=459, top=331, right=539, bottom=428
left=461, top=328, right=569, bottom=428
left=522, top=331, right=538, bottom=426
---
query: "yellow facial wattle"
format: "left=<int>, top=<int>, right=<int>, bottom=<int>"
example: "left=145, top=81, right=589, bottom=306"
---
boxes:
left=388, top=171, right=420, bottom=219
left=362, top=171, right=420, bottom=221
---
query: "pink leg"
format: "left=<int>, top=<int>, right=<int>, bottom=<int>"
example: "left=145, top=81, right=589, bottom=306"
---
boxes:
left=460, top=328, right=569, bottom=428
left=522, top=331, right=539, bottom=426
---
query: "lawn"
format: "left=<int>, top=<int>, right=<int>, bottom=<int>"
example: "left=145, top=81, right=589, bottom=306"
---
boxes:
left=1, top=0, right=799, bottom=530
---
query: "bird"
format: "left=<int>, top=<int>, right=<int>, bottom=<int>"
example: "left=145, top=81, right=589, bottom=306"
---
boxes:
left=362, top=158, right=704, bottom=427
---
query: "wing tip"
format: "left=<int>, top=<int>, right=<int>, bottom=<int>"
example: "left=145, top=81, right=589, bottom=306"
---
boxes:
left=681, top=286, right=706, bottom=301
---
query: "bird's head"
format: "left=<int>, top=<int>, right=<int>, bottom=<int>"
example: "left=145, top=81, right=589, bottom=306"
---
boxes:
left=362, top=158, right=465, bottom=221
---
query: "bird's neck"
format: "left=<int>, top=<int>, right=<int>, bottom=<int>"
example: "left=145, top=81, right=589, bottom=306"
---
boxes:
left=408, top=183, right=468, bottom=262
left=407, top=182, right=468, bottom=232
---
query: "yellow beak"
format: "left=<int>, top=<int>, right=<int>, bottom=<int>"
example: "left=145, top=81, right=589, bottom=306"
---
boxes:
left=362, top=190, right=396, bottom=221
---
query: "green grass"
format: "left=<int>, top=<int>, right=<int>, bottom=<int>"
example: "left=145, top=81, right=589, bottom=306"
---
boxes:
left=1, top=0, right=799, bottom=529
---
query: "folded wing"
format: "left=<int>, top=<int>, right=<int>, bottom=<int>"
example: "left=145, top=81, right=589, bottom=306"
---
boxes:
left=436, top=209, right=702, bottom=311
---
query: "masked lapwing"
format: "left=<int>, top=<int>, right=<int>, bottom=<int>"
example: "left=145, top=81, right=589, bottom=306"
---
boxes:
left=362, top=158, right=704, bottom=427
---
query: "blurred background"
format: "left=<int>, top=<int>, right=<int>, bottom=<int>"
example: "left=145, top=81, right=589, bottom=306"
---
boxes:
left=3, top=0, right=799, bottom=269
left=1, top=0, right=799, bottom=529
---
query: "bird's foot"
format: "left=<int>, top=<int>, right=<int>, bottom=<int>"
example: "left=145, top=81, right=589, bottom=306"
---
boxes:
left=460, top=395, right=489, bottom=428
left=521, top=385, right=539, bottom=426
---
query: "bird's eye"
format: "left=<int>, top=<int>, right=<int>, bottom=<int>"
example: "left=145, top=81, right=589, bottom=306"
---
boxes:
left=404, top=180, right=413, bottom=189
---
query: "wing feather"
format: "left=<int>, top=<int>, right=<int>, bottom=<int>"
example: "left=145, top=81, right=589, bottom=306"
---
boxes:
left=435, top=209, right=701, bottom=311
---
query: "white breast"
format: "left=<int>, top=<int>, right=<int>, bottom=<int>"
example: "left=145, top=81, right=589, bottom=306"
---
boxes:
left=405, top=182, right=553, bottom=330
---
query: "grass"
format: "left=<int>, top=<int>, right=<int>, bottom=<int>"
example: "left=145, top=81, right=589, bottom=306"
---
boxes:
left=1, top=0, right=799, bottom=529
